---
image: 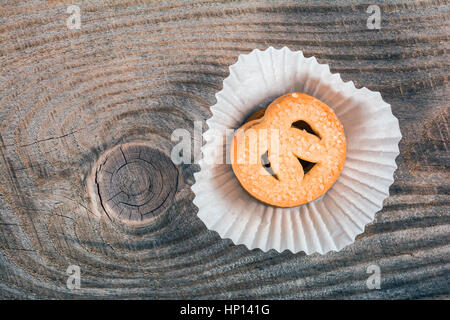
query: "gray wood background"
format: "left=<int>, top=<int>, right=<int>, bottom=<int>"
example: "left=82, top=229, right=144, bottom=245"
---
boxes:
left=0, top=0, right=448, bottom=299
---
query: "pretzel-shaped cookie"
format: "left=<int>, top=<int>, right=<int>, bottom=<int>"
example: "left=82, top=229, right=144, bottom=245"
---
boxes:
left=231, top=93, right=346, bottom=207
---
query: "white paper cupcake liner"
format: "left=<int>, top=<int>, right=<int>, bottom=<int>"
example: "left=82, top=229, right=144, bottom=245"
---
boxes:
left=192, top=47, right=402, bottom=254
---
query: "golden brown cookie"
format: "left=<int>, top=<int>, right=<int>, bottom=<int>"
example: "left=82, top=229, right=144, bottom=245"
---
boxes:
left=231, top=92, right=346, bottom=207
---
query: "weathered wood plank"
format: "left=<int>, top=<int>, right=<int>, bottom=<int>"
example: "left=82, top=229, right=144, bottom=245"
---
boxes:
left=0, top=0, right=448, bottom=299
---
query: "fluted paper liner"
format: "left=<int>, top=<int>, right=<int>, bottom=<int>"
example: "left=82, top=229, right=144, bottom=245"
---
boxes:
left=192, top=47, right=402, bottom=254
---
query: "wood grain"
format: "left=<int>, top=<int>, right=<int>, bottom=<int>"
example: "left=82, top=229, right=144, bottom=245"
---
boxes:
left=0, top=0, right=449, bottom=299
left=91, top=142, right=180, bottom=225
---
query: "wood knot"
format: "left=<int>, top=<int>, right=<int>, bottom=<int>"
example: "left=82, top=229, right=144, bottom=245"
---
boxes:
left=90, top=142, right=178, bottom=225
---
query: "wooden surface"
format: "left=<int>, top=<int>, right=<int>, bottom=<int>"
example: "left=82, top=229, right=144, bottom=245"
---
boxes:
left=91, top=142, right=181, bottom=225
left=0, top=0, right=449, bottom=299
